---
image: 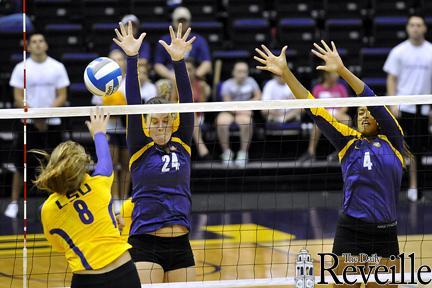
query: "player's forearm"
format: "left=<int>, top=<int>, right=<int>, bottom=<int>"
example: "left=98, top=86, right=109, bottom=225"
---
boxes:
left=280, top=67, right=309, bottom=99
left=93, top=132, right=113, bottom=177
left=338, top=66, right=364, bottom=95
left=196, top=61, right=212, bottom=78
left=173, top=60, right=193, bottom=104
left=14, top=88, right=24, bottom=108
left=52, top=90, right=67, bottom=107
left=154, top=63, right=175, bottom=80
left=126, top=56, right=142, bottom=105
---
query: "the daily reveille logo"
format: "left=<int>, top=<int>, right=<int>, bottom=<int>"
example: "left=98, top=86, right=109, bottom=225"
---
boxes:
left=295, top=249, right=432, bottom=287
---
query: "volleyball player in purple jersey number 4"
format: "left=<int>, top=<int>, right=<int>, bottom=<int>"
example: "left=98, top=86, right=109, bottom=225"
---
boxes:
left=255, top=41, right=413, bottom=288
left=113, top=22, right=196, bottom=283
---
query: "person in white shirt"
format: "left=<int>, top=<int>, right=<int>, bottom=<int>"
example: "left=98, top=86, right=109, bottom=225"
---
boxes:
left=261, top=75, right=300, bottom=123
left=5, top=33, right=70, bottom=218
left=217, top=62, right=261, bottom=166
left=383, top=14, right=432, bottom=202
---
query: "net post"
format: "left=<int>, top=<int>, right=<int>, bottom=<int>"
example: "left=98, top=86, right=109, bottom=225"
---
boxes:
left=22, top=0, right=28, bottom=286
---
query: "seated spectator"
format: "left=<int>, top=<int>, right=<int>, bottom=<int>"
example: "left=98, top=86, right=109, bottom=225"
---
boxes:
left=261, top=75, right=300, bottom=123
left=92, top=50, right=130, bottom=213
left=154, top=7, right=211, bottom=80
left=155, top=79, right=176, bottom=102
left=138, top=63, right=157, bottom=102
left=5, top=33, right=69, bottom=218
left=216, top=62, right=261, bottom=167
left=299, top=71, right=351, bottom=162
left=186, top=58, right=211, bottom=160
left=111, top=14, right=150, bottom=65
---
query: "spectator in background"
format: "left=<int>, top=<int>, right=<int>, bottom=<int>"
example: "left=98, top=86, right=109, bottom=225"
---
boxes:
left=298, top=70, right=350, bottom=163
left=216, top=62, right=261, bottom=167
left=384, top=14, right=432, bottom=202
left=154, top=7, right=212, bottom=80
left=186, top=58, right=211, bottom=160
left=5, top=33, right=69, bottom=218
left=111, top=15, right=151, bottom=65
left=155, top=79, right=176, bottom=102
left=92, top=49, right=130, bottom=213
left=138, top=63, right=157, bottom=102
left=261, top=75, right=300, bottom=123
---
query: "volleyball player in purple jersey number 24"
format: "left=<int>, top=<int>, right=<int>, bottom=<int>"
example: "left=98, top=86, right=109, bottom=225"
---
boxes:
left=113, top=22, right=196, bottom=284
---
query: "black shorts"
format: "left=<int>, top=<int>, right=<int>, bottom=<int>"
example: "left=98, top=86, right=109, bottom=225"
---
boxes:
left=71, top=260, right=140, bottom=288
left=128, top=233, right=195, bottom=272
left=332, top=214, right=399, bottom=258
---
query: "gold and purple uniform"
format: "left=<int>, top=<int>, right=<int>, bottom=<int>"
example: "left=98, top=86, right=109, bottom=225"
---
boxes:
left=41, top=133, right=131, bottom=272
left=125, top=56, right=194, bottom=235
left=306, top=84, right=404, bottom=224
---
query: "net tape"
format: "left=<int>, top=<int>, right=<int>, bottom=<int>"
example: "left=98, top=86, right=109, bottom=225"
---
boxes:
left=2, top=95, right=432, bottom=119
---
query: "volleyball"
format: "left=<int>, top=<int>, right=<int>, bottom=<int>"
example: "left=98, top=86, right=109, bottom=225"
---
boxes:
left=83, top=57, right=122, bottom=97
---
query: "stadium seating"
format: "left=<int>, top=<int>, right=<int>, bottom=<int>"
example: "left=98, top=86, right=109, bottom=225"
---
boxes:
left=192, top=21, right=224, bottom=50
left=371, top=0, right=415, bottom=16
left=325, top=18, right=364, bottom=54
left=130, top=0, right=168, bottom=22
left=274, top=0, right=318, bottom=19
left=323, top=0, right=367, bottom=19
left=182, top=0, right=219, bottom=21
left=83, top=0, right=123, bottom=25
left=45, top=24, right=84, bottom=57
left=277, top=18, right=317, bottom=55
left=230, top=19, right=270, bottom=50
left=140, top=22, right=171, bottom=46
left=372, top=17, right=407, bottom=47
left=33, top=0, right=81, bottom=26
left=360, top=48, right=391, bottom=78
left=61, top=53, right=99, bottom=83
left=89, top=23, right=117, bottom=54
left=226, top=0, right=265, bottom=20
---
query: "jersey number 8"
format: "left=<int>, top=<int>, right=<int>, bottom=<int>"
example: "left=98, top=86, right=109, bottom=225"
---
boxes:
left=73, top=200, right=94, bottom=224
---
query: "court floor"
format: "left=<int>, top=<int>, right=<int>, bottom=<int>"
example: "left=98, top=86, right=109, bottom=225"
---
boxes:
left=0, top=195, right=431, bottom=288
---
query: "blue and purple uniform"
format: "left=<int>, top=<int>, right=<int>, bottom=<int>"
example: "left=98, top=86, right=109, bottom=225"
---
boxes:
left=125, top=56, right=194, bottom=235
left=306, top=85, right=405, bottom=224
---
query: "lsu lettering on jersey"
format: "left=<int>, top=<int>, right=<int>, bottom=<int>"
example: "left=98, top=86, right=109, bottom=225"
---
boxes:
left=41, top=134, right=131, bottom=272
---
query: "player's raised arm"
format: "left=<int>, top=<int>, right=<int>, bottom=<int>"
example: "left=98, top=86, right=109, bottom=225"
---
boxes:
left=159, top=24, right=195, bottom=144
left=254, top=45, right=309, bottom=99
left=254, top=45, right=359, bottom=153
left=312, top=40, right=404, bottom=150
left=85, top=108, right=112, bottom=177
left=113, top=21, right=146, bottom=105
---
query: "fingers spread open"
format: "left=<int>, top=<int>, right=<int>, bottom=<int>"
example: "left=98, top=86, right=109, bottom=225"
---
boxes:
left=182, top=27, right=191, bottom=41
left=313, top=42, right=326, bottom=54
left=177, top=23, right=182, bottom=38
left=127, top=21, right=132, bottom=35
left=159, top=40, right=169, bottom=51
left=119, top=22, right=126, bottom=37
left=255, top=48, right=268, bottom=59
left=169, top=25, right=175, bottom=41
left=321, top=40, right=331, bottom=52
left=254, top=56, right=266, bottom=65
left=311, top=49, right=325, bottom=60
left=261, top=44, right=272, bottom=56
left=114, top=28, right=122, bottom=40
left=186, top=36, right=196, bottom=45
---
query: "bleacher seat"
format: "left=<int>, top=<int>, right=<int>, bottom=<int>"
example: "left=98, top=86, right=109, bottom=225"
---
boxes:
left=68, top=83, right=93, bottom=107
left=89, top=23, right=117, bottom=55
left=182, top=0, right=219, bottom=21
left=278, top=18, right=316, bottom=55
left=274, top=0, right=318, bottom=18
left=131, top=0, right=168, bottom=22
left=140, top=22, right=171, bottom=46
left=265, top=121, right=302, bottom=136
left=226, top=0, right=265, bottom=19
left=422, top=0, right=432, bottom=14
left=372, top=17, right=407, bottom=47
left=360, top=48, right=391, bottom=78
left=83, top=0, right=123, bottom=24
left=372, top=0, right=415, bottom=16
left=0, top=31, right=21, bottom=74
left=45, top=24, right=83, bottom=56
left=425, top=17, right=432, bottom=41
left=192, top=21, right=224, bottom=50
left=325, top=19, right=364, bottom=54
left=62, top=53, right=99, bottom=83
left=231, top=19, right=270, bottom=50
left=33, top=0, right=81, bottom=26
left=324, top=0, right=367, bottom=19
left=363, top=77, right=387, bottom=96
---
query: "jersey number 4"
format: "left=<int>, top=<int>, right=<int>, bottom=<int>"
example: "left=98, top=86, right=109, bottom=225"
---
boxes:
left=363, top=152, right=373, bottom=170
left=162, top=152, right=180, bottom=173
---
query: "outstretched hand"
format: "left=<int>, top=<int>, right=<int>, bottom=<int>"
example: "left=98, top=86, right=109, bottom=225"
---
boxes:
left=254, top=45, right=289, bottom=77
left=159, top=23, right=196, bottom=62
left=85, top=107, right=110, bottom=137
left=113, top=21, right=146, bottom=57
left=311, top=40, right=345, bottom=73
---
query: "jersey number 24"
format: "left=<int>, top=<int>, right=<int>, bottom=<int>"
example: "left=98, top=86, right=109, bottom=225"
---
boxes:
left=162, top=152, right=180, bottom=173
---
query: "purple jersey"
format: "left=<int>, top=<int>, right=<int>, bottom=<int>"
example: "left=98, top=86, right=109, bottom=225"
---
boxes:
left=306, top=85, right=405, bottom=223
left=125, top=56, right=194, bottom=234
